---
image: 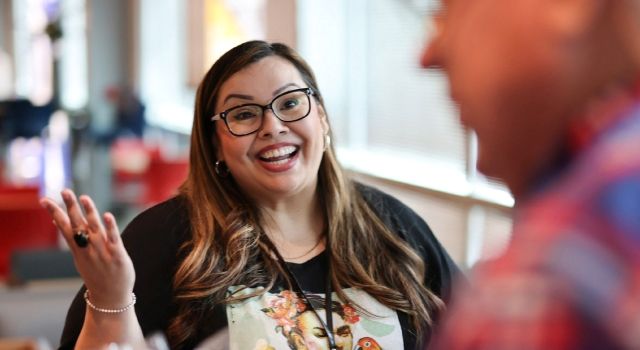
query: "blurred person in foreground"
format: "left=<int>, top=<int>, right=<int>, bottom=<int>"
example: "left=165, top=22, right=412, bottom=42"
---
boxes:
left=421, top=0, right=640, bottom=349
left=41, top=40, right=459, bottom=350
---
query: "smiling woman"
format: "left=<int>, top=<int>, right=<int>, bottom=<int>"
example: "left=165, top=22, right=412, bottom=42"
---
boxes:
left=41, top=41, right=461, bottom=350
left=212, top=56, right=328, bottom=205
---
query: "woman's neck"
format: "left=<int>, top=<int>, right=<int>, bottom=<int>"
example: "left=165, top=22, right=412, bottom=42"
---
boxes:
left=259, top=190, right=326, bottom=262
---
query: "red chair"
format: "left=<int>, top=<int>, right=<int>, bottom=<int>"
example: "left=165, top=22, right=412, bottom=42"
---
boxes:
left=110, top=138, right=188, bottom=208
left=0, top=186, right=58, bottom=279
left=110, top=139, right=155, bottom=205
left=141, top=155, right=189, bottom=207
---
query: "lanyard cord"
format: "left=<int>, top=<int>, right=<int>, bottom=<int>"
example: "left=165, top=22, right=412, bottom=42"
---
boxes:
left=264, top=234, right=338, bottom=350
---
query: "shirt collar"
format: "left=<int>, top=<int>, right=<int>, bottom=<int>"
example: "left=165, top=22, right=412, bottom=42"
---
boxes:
left=521, top=77, right=640, bottom=202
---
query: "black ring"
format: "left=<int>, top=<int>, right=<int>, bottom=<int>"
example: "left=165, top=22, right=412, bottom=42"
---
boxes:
left=73, top=231, right=89, bottom=248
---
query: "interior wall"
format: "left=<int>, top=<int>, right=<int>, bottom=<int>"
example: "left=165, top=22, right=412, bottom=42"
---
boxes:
left=0, top=0, right=12, bottom=99
left=0, top=0, right=11, bottom=52
left=266, top=0, right=296, bottom=48
left=352, top=172, right=513, bottom=268
left=126, top=0, right=139, bottom=90
left=83, top=0, right=133, bottom=211
left=86, top=0, right=129, bottom=132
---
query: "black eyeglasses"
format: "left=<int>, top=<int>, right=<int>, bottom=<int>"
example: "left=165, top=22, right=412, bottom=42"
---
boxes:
left=211, top=88, right=314, bottom=137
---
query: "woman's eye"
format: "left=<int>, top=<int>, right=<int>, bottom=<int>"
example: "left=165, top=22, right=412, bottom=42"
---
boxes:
left=279, top=98, right=300, bottom=110
left=231, top=111, right=257, bottom=122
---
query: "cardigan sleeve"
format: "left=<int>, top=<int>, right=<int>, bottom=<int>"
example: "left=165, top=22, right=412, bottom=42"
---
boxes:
left=58, top=197, right=190, bottom=349
left=356, top=182, right=462, bottom=303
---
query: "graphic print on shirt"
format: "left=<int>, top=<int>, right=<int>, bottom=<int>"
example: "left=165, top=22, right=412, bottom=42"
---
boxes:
left=226, top=287, right=402, bottom=350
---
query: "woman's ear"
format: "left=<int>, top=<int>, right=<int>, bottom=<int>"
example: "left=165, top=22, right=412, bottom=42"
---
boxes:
left=317, top=104, right=330, bottom=135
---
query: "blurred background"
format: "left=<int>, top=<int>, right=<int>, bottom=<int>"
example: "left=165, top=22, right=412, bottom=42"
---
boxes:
left=0, top=0, right=513, bottom=347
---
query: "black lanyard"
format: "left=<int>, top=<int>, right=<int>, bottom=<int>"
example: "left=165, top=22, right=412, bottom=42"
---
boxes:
left=266, top=237, right=338, bottom=350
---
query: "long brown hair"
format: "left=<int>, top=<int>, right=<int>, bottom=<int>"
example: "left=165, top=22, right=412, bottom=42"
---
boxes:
left=169, top=40, right=444, bottom=347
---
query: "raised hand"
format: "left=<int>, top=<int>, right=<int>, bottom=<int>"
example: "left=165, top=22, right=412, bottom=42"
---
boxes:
left=40, top=189, right=135, bottom=310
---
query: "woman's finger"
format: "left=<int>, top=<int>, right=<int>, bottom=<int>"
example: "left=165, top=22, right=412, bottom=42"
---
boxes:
left=79, top=195, right=105, bottom=235
left=40, top=197, right=75, bottom=244
left=78, top=195, right=110, bottom=259
left=103, top=212, right=122, bottom=245
left=61, top=189, right=89, bottom=234
left=103, top=212, right=129, bottom=264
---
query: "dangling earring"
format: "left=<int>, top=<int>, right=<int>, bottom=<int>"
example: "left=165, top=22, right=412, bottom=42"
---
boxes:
left=214, top=160, right=230, bottom=177
left=323, top=133, right=331, bottom=152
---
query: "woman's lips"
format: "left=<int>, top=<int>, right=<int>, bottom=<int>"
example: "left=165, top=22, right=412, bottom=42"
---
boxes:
left=257, top=144, right=300, bottom=172
left=258, top=145, right=298, bottom=162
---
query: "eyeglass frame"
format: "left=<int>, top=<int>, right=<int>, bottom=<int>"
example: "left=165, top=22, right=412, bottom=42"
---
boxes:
left=210, top=87, right=315, bottom=137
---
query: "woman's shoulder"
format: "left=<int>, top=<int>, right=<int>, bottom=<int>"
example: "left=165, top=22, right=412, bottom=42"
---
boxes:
left=355, top=182, right=405, bottom=207
left=124, top=195, right=189, bottom=232
left=120, top=195, right=191, bottom=255
left=354, top=182, right=423, bottom=228
left=355, top=181, right=462, bottom=300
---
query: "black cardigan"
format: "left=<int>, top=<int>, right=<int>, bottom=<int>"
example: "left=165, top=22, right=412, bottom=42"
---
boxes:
left=60, top=183, right=460, bottom=349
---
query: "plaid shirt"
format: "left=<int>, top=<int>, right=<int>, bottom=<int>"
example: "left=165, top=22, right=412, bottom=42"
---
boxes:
left=432, top=84, right=640, bottom=350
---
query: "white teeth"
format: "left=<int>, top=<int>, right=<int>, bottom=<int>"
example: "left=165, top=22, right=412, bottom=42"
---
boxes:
left=269, top=158, right=289, bottom=166
left=260, top=145, right=297, bottom=160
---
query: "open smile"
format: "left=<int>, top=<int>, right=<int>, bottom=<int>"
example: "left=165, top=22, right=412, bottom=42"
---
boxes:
left=257, top=145, right=300, bottom=167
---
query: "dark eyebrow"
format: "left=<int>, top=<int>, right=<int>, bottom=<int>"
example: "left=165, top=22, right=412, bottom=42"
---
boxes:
left=222, top=93, right=254, bottom=105
left=273, top=83, right=301, bottom=96
left=221, top=83, right=302, bottom=106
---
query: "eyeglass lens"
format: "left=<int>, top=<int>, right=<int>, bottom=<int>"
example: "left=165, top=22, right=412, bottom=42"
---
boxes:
left=225, top=89, right=311, bottom=135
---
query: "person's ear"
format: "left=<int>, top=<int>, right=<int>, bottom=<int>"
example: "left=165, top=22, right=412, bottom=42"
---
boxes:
left=544, top=0, right=607, bottom=38
left=317, top=104, right=330, bottom=135
left=421, top=12, right=446, bottom=68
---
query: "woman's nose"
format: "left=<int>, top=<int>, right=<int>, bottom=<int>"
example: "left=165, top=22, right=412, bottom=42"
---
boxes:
left=258, top=109, right=288, bottom=138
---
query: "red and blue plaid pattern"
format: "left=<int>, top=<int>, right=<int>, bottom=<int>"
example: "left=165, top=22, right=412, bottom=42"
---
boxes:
left=432, top=85, right=640, bottom=350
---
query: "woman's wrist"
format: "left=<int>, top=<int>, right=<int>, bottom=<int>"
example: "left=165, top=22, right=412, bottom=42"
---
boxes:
left=84, top=290, right=137, bottom=314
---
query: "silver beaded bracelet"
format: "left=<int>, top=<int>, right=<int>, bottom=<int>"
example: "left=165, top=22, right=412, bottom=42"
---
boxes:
left=84, top=290, right=137, bottom=314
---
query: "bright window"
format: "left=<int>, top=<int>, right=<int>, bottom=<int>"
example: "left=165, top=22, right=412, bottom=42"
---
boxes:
left=298, top=0, right=513, bottom=266
left=298, top=0, right=513, bottom=208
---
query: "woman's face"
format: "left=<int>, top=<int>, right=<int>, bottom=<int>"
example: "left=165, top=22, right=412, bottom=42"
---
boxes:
left=214, top=56, right=328, bottom=206
left=296, top=311, right=353, bottom=350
